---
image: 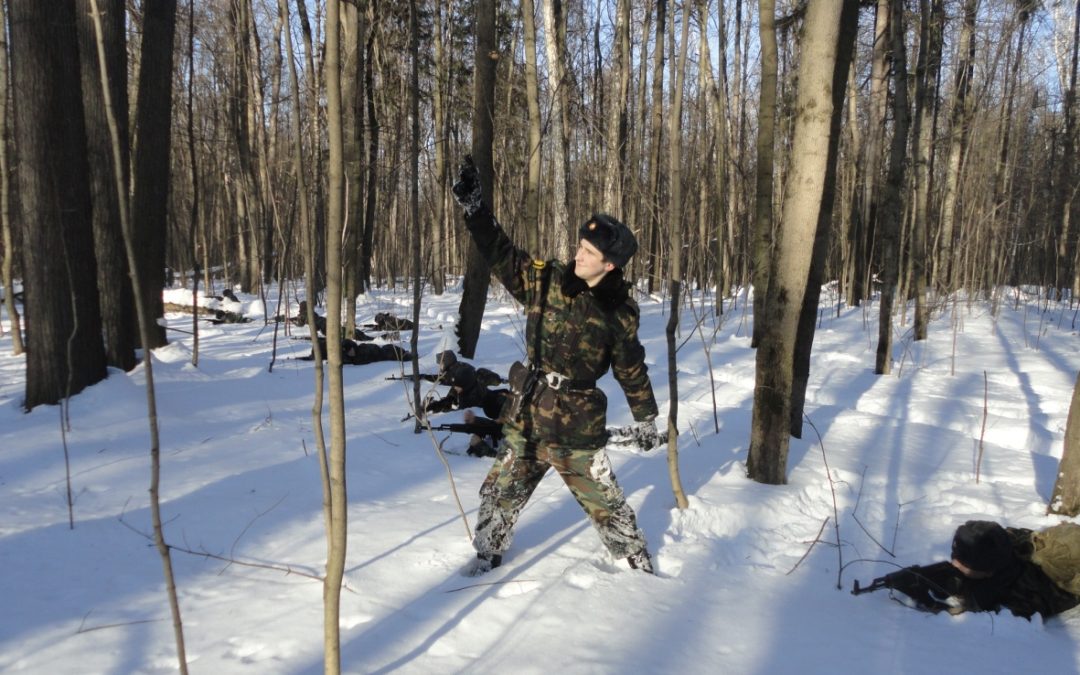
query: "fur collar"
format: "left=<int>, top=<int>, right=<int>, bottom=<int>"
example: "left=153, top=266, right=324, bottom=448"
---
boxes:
left=562, top=262, right=629, bottom=312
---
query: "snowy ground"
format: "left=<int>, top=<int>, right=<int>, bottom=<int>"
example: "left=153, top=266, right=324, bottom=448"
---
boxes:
left=2, top=280, right=1079, bottom=674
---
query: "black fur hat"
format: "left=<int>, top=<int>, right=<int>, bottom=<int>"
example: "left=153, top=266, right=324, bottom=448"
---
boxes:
left=952, top=520, right=1014, bottom=574
left=445, top=362, right=477, bottom=390
left=578, top=214, right=638, bottom=268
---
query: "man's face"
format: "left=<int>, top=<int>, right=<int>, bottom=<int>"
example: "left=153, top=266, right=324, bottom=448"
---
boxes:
left=573, top=238, right=615, bottom=287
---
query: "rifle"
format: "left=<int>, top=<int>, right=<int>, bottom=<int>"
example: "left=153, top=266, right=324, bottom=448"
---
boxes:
left=852, top=561, right=966, bottom=613
left=431, top=420, right=503, bottom=441
left=386, top=373, right=443, bottom=383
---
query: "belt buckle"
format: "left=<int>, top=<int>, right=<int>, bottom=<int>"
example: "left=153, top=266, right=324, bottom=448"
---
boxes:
left=544, top=371, right=564, bottom=390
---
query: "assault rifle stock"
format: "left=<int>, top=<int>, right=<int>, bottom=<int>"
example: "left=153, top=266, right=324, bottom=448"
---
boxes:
left=852, top=561, right=966, bottom=613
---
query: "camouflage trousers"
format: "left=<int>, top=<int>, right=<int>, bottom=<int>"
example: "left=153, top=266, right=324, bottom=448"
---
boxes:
left=472, top=426, right=648, bottom=560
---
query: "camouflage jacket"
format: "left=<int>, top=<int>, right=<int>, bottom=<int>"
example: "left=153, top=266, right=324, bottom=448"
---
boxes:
left=465, top=207, right=658, bottom=448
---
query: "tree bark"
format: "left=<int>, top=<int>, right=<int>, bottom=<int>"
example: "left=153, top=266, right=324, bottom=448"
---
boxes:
left=936, top=0, right=978, bottom=293
left=10, top=0, right=108, bottom=409
left=0, top=0, right=23, bottom=356
left=645, top=0, right=667, bottom=293
left=75, top=0, right=136, bottom=372
left=130, top=0, right=178, bottom=348
left=456, top=0, right=496, bottom=358
left=750, top=0, right=777, bottom=347
left=910, top=0, right=944, bottom=341
left=790, top=0, right=859, bottom=437
left=542, top=0, right=571, bottom=256
left=1051, top=370, right=1080, bottom=516
left=664, top=0, right=691, bottom=510
left=747, top=0, right=844, bottom=484
left=322, top=0, right=348, bottom=672
left=874, top=0, right=911, bottom=376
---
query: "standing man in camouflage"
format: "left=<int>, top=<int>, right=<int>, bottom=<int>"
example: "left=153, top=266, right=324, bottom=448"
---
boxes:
left=452, top=157, right=663, bottom=576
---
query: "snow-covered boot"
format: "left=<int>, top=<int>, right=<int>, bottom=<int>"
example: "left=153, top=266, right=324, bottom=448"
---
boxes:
left=461, top=552, right=503, bottom=577
left=627, top=548, right=654, bottom=574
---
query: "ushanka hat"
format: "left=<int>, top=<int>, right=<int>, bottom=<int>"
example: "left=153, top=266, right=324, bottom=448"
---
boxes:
left=579, top=214, right=638, bottom=268
left=952, top=520, right=1015, bottom=574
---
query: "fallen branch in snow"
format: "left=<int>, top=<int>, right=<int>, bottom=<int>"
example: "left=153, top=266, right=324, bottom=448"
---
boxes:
left=444, top=579, right=538, bottom=593
left=117, top=509, right=351, bottom=592
left=76, top=610, right=166, bottom=635
left=786, top=516, right=831, bottom=577
left=802, top=414, right=844, bottom=589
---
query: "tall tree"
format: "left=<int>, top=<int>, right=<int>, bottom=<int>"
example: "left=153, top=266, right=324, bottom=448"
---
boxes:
left=664, top=0, right=691, bottom=509
left=750, top=0, right=777, bottom=346
left=874, top=0, right=911, bottom=375
left=522, top=0, right=543, bottom=252
left=0, top=0, right=22, bottom=356
left=10, top=0, right=108, bottom=409
left=456, top=0, right=496, bottom=358
left=543, top=0, right=571, bottom=256
left=130, top=0, right=178, bottom=348
left=936, top=0, right=978, bottom=292
left=603, top=0, right=631, bottom=215
left=790, top=0, right=860, bottom=437
left=644, top=0, right=667, bottom=292
left=1056, top=0, right=1079, bottom=296
left=321, top=0, right=348, bottom=671
left=1050, top=370, right=1080, bottom=516
left=747, top=0, right=845, bottom=484
left=910, top=0, right=945, bottom=341
left=75, top=0, right=136, bottom=372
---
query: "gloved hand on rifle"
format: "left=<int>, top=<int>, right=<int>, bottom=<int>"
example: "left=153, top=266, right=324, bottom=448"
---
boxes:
left=608, top=416, right=663, bottom=453
left=424, top=395, right=456, bottom=414
left=451, top=155, right=484, bottom=217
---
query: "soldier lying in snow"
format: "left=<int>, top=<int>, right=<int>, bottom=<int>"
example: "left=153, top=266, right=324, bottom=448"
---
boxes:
left=303, top=336, right=412, bottom=366
left=291, top=300, right=376, bottom=342
left=854, top=520, right=1080, bottom=620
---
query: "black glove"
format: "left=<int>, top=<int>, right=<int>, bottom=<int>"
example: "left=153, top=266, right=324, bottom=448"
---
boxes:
left=451, top=156, right=484, bottom=217
left=424, top=396, right=456, bottom=414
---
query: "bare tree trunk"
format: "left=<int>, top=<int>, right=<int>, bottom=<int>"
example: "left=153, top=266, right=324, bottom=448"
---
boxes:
left=699, top=0, right=730, bottom=314
left=936, top=0, right=978, bottom=292
left=10, top=0, right=108, bottom=409
left=747, top=0, right=844, bottom=484
left=911, top=0, right=944, bottom=341
left=0, top=0, right=23, bottom=356
left=543, top=0, right=570, bottom=256
left=432, top=0, right=448, bottom=292
left=457, top=0, right=496, bottom=358
left=603, top=0, right=631, bottom=217
left=1051, top=368, right=1080, bottom=515
left=790, top=0, right=859, bottom=437
left=1057, top=0, right=1079, bottom=296
left=360, top=14, right=379, bottom=294
left=853, top=0, right=891, bottom=308
left=341, top=1, right=362, bottom=325
left=130, top=0, right=178, bottom=348
left=408, top=0, right=423, bottom=428
left=86, top=1, right=188, bottom=670
left=874, top=0, right=911, bottom=376
left=750, top=0, right=777, bottom=347
left=322, top=1, right=348, bottom=672
left=522, top=0, right=542, bottom=252
left=645, top=0, right=667, bottom=293
left=664, top=0, right=691, bottom=510
left=75, top=0, right=136, bottom=372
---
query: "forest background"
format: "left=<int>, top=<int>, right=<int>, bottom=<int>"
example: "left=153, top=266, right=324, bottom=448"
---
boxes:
left=0, top=0, right=1078, bottom=672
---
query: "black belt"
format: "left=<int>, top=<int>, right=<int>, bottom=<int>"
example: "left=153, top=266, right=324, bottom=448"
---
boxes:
left=539, top=369, right=596, bottom=391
